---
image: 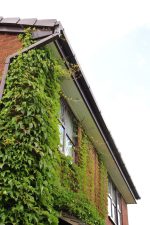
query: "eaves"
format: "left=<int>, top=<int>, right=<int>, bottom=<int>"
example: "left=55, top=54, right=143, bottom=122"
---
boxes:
left=0, top=17, right=140, bottom=201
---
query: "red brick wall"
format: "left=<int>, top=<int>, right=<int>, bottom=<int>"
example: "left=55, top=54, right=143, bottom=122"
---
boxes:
left=77, top=127, right=108, bottom=218
left=106, top=196, right=129, bottom=225
left=106, top=217, right=114, bottom=225
left=121, top=198, right=129, bottom=225
left=0, top=33, right=22, bottom=82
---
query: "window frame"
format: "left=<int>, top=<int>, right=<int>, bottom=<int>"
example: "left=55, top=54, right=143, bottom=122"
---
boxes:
left=108, top=177, right=122, bottom=225
left=59, top=99, right=77, bottom=159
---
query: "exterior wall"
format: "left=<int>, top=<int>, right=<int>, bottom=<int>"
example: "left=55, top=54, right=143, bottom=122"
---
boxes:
left=0, top=33, right=130, bottom=225
left=0, top=33, right=22, bottom=81
left=77, top=127, right=108, bottom=218
left=106, top=196, right=129, bottom=225
left=106, top=217, right=114, bottom=225
left=121, top=198, right=129, bottom=225
left=86, top=145, right=104, bottom=214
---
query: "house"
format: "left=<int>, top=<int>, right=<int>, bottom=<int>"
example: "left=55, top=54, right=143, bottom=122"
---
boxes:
left=0, top=17, right=140, bottom=225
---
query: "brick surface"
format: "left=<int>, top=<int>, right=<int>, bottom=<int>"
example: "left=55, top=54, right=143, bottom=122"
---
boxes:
left=0, top=33, right=130, bottom=225
left=106, top=217, right=114, bottom=225
left=77, top=129, right=108, bottom=217
left=0, top=34, right=22, bottom=82
left=122, top=198, right=129, bottom=225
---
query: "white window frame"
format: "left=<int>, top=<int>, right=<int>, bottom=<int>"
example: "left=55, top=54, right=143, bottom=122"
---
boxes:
left=59, top=99, right=77, bottom=158
left=108, top=178, right=122, bottom=225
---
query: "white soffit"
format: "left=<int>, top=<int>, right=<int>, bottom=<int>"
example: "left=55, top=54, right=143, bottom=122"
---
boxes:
left=61, top=77, right=136, bottom=204
left=48, top=42, right=136, bottom=204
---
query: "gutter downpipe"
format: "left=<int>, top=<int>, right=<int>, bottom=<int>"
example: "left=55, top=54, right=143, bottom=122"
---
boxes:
left=0, top=32, right=60, bottom=99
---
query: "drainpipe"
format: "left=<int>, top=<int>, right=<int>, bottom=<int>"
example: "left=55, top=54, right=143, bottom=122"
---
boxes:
left=0, top=32, right=61, bottom=99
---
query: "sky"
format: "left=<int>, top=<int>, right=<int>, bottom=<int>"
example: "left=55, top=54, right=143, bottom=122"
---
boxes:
left=1, top=0, right=150, bottom=224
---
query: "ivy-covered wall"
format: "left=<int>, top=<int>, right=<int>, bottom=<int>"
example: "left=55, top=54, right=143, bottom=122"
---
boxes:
left=0, top=30, right=108, bottom=225
left=77, top=128, right=108, bottom=218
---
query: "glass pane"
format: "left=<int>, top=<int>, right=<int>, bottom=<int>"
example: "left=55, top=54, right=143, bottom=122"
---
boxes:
left=60, top=100, right=65, bottom=124
left=65, top=135, right=74, bottom=157
left=108, top=196, right=112, bottom=217
left=118, top=212, right=122, bottom=225
left=65, top=109, right=74, bottom=141
left=112, top=204, right=117, bottom=224
left=117, top=192, right=121, bottom=211
left=108, top=179, right=112, bottom=195
left=112, top=186, right=116, bottom=205
left=59, top=125, right=64, bottom=152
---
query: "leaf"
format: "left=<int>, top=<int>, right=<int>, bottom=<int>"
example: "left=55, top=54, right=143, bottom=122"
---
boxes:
left=0, top=163, right=4, bottom=169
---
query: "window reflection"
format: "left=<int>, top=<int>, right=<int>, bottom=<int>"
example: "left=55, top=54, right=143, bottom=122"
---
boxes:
left=59, top=99, right=77, bottom=159
left=108, top=178, right=122, bottom=225
left=59, top=125, right=65, bottom=153
left=65, top=135, right=74, bottom=157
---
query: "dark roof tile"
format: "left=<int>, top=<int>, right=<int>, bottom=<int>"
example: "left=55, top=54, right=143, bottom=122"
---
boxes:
left=0, top=17, right=57, bottom=29
left=1, top=17, right=20, bottom=24
left=32, top=30, right=53, bottom=39
left=18, top=18, right=37, bottom=26
left=35, top=19, right=57, bottom=27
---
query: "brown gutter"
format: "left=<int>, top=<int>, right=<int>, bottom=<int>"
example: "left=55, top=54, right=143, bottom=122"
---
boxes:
left=0, top=32, right=61, bottom=99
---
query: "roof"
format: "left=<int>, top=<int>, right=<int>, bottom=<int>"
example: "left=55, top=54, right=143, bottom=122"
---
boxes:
left=0, top=17, right=58, bottom=27
left=0, top=17, right=140, bottom=201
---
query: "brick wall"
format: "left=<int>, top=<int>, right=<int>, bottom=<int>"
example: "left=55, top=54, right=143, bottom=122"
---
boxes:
left=77, top=127, right=108, bottom=217
left=106, top=217, right=114, bottom=225
left=0, top=33, right=22, bottom=82
left=121, top=198, right=129, bottom=225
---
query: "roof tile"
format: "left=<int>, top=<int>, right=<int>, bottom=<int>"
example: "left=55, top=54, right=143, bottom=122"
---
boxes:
left=18, top=18, right=37, bottom=26
left=1, top=17, right=20, bottom=24
left=35, top=19, right=57, bottom=27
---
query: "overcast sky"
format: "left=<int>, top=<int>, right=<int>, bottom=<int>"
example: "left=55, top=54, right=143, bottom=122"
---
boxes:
left=1, top=0, right=150, bottom=224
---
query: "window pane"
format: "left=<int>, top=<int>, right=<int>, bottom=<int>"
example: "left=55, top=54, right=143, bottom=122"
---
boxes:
left=117, top=192, right=121, bottom=211
left=65, top=135, right=74, bottom=157
left=108, top=179, right=112, bottom=195
left=65, top=109, right=74, bottom=142
left=118, top=212, right=122, bottom=225
left=112, top=204, right=117, bottom=223
left=59, top=125, right=64, bottom=152
left=108, top=178, right=122, bottom=225
left=108, top=196, right=112, bottom=217
left=60, top=100, right=65, bottom=124
left=112, top=185, right=116, bottom=205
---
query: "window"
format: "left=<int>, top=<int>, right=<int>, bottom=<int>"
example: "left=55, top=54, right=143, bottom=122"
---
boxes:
left=59, top=99, right=77, bottom=158
left=108, top=178, right=122, bottom=225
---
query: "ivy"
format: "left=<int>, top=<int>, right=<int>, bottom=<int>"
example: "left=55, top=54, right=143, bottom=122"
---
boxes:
left=77, top=129, right=108, bottom=219
left=0, top=44, right=61, bottom=224
left=54, top=189, right=105, bottom=225
left=99, top=159, right=108, bottom=218
left=18, top=27, right=35, bottom=47
left=0, top=30, right=107, bottom=225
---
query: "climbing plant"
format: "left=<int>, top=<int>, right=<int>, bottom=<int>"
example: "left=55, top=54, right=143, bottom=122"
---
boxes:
left=0, top=29, right=107, bottom=225
left=77, top=128, right=108, bottom=219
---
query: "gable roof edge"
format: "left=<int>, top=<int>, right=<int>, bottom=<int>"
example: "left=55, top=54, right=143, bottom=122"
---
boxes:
left=0, top=18, right=140, bottom=201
